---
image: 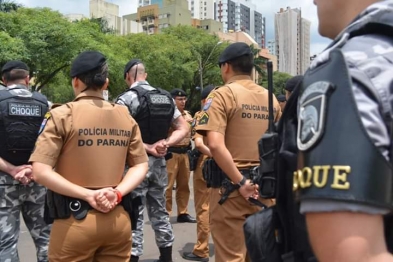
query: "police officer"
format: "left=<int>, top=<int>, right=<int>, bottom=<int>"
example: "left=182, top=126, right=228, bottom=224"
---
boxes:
left=165, top=88, right=196, bottom=223
left=115, top=59, right=189, bottom=262
left=277, top=94, right=286, bottom=112
left=284, top=75, right=303, bottom=101
left=195, top=42, right=281, bottom=261
left=182, top=85, right=215, bottom=262
left=290, top=0, right=393, bottom=261
left=29, top=51, right=149, bottom=262
left=0, top=60, right=50, bottom=262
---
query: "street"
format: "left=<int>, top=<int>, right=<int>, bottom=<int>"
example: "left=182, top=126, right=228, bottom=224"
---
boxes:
left=17, top=174, right=215, bottom=261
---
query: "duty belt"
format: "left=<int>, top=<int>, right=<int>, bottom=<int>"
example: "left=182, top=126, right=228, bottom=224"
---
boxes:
left=168, top=146, right=190, bottom=154
left=202, top=158, right=259, bottom=188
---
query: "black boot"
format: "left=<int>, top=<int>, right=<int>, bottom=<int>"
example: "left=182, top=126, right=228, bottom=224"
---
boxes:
left=130, top=255, right=139, bottom=262
left=154, top=246, right=173, bottom=262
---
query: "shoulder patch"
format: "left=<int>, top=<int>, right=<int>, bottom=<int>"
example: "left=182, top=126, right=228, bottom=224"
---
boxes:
left=297, top=81, right=335, bottom=151
left=38, top=111, right=51, bottom=135
left=198, top=112, right=209, bottom=125
left=203, top=96, right=214, bottom=111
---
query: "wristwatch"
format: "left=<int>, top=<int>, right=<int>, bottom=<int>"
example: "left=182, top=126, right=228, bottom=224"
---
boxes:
left=237, top=176, right=247, bottom=187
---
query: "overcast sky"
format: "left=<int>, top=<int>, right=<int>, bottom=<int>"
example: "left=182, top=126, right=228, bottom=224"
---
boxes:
left=17, top=0, right=331, bottom=55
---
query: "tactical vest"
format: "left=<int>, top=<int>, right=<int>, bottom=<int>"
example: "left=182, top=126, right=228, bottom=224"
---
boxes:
left=0, top=87, right=48, bottom=166
left=126, top=86, right=174, bottom=145
left=276, top=7, right=393, bottom=262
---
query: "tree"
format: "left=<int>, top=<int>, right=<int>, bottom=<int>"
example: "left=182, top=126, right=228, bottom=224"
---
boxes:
left=0, top=0, right=22, bottom=12
left=250, top=44, right=267, bottom=83
left=261, top=71, right=293, bottom=96
left=88, top=17, right=117, bottom=35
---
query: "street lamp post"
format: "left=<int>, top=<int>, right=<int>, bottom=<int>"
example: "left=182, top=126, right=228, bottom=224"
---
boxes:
left=198, top=41, right=222, bottom=93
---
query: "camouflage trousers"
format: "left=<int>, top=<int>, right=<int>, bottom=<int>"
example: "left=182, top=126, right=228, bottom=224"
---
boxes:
left=0, top=181, right=51, bottom=262
left=131, top=156, right=174, bottom=257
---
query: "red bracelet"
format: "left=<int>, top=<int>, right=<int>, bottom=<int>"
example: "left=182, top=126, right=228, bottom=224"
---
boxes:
left=114, top=189, right=122, bottom=205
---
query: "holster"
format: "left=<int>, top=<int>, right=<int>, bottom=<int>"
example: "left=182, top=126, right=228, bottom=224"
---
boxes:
left=121, top=193, right=142, bottom=231
left=188, top=148, right=201, bottom=171
left=44, top=190, right=91, bottom=223
left=202, top=158, right=228, bottom=188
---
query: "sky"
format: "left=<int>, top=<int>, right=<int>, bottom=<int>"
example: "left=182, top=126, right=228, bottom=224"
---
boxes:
left=16, top=0, right=331, bottom=55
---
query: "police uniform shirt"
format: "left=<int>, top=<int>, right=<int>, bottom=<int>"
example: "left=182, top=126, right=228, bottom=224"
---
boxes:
left=116, top=81, right=181, bottom=121
left=195, top=75, right=281, bottom=168
left=168, top=110, right=192, bottom=147
left=299, top=1, right=393, bottom=215
left=29, top=90, right=148, bottom=188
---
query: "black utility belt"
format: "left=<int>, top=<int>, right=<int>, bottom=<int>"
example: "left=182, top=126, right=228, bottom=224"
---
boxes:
left=168, top=146, right=190, bottom=154
left=205, top=168, right=255, bottom=189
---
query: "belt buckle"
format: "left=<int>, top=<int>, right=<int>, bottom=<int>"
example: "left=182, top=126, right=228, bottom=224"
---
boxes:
left=69, top=200, right=82, bottom=212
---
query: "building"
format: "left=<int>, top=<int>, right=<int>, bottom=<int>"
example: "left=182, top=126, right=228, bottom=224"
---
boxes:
left=124, top=0, right=221, bottom=34
left=275, top=7, right=310, bottom=75
left=64, top=13, right=87, bottom=21
left=216, top=31, right=278, bottom=83
left=267, top=40, right=276, bottom=56
left=139, top=0, right=164, bottom=8
left=215, top=0, right=266, bottom=48
left=188, top=0, right=215, bottom=20
left=89, top=0, right=143, bottom=35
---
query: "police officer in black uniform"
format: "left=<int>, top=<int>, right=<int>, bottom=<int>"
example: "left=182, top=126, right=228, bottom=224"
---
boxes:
left=0, top=61, right=50, bottom=261
left=116, top=59, right=189, bottom=262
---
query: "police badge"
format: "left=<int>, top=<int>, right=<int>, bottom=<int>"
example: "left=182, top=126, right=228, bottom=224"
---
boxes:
left=297, top=81, right=335, bottom=151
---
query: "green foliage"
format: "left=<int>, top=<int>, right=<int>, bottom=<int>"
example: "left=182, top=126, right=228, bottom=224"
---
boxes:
left=261, top=71, right=293, bottom=96
left=0, top=6, right=288, bottom=113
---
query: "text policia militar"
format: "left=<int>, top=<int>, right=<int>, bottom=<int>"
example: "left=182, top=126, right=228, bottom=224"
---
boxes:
left=77, top=128, right=131, bottom=147
left=241, top=103, right=276, bottom=120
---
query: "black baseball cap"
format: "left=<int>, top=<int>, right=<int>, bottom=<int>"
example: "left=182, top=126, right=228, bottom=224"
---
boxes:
left=277, top=94, right=286, bottom=102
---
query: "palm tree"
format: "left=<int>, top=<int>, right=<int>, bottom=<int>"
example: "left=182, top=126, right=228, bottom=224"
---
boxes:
left=0, top=0, right=22, bottom=12
left=249, top=44, right=267, bottom=83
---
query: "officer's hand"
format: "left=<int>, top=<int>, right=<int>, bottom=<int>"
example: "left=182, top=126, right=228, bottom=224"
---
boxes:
left=86, top=189, right=115, bottom=213
left=147, top=140, right=167, bottom=157
left=95, top=188, right=118, bottom=210
left=239, top=179, right=259, bottom=200
left=10, top=164, right=31, bottom=178
left=13, top=166, right=33, bottom=185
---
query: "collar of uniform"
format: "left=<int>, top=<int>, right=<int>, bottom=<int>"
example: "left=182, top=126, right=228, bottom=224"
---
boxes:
left=7, top=84, right=28, bottom=90
left=74, top=90, right=104, bottom=101
left=226, top=75, right=252, bottom=84
left=130, top=80, right=149, bottom=88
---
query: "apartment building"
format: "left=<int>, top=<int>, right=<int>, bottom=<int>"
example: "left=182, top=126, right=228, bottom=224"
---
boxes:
left=275, top=7, right=310, bottom=75
left=124, top=0, right=222, bottom=34
left=215, top=0, right=265, bottom=48
left=89, top=0, right=143, bottom=35
left=188, top=0, right=215, bottom=20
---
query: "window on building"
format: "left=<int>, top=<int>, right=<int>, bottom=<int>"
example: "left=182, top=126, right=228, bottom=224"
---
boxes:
left=204, top=7, right=206, bottom=11
left=204, top=12, right=206, bottom=16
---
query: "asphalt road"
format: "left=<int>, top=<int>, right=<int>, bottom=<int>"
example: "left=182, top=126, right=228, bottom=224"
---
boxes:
left=17, top=174, right=215, bottom=261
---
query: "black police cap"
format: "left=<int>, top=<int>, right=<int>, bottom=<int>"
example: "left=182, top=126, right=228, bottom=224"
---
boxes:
left=277, top=94, right=286, bottom=102
left=70, top=51, right=106, bottom=78
left=1, top=60, right=29, bottom=74
left=285, top=75, right=303, bottom=92
left=201, top=84, right=215, bottom=100
left=124, top=59, right=142, bottom=79
left=170, top=88, right=187, bottom=97
left=218, top=42, right=252, bottom=65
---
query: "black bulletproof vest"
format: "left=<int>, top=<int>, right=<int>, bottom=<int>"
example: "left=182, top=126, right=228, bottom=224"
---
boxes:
left=132, top=86, right=174, bottom=144
left=298, top=49, right=393, bottom=208
left=276, top=8, right=393, bottom=261
left=0, top=87, right=48, bottom=165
